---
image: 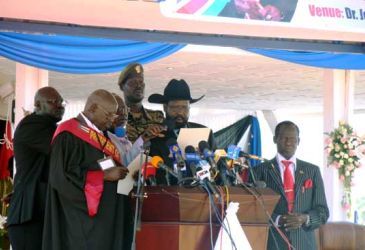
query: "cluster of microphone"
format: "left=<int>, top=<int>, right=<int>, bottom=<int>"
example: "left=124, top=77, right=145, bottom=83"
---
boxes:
left=141, top=139, right=267, bottom=198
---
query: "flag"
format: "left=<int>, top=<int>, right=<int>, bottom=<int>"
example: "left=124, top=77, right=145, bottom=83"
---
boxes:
left=0, top=120, right=13, bottom=179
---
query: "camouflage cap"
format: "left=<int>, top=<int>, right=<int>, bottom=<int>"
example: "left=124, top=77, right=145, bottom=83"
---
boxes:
left=117, top=63, right=144, bottom=88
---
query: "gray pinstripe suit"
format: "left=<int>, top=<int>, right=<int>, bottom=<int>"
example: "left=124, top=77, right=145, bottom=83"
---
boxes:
left=254, top=158, right=329, bottom=250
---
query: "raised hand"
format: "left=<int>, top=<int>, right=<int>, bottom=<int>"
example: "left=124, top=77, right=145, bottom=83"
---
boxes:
left=141, top=124, right=166, bottom=142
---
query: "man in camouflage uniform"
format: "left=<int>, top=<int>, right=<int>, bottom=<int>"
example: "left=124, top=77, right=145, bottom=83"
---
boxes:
left=118, top=63, right=164, bottom=143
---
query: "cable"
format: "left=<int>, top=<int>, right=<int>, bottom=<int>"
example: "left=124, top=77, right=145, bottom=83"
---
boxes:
left=239, top=181, right=293, bottom=250
left=131, top=150, right=149, bottom=250
left=176, top=177, right=198, bottom=185
left=218, top=186, right=235, bottom=250
left=205, top=184, right=237, bottom=250
left=224, top=186, right=229, bottom=208
left=204, top=184, right=214, bottom=250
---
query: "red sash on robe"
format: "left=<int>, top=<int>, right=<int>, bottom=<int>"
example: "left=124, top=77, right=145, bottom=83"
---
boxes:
left=53, top=118, right=121, bottom=164
left=53, top=118, right=121, bottom=217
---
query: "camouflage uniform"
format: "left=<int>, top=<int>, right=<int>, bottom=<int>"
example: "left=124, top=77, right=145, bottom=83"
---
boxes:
left=126, top=106, right=164, bottom=143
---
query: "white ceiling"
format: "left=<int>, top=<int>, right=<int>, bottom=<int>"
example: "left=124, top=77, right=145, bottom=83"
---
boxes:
left=1, top=45, right=365, bottom=112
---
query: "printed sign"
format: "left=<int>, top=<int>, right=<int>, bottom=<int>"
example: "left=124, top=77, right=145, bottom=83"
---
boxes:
left=160, top=0, right=365, bottom=32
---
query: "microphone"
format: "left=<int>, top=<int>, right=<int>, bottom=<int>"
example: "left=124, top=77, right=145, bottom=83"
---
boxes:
left=198, top=141, right=218, bottom=171
left=166, top=139, right=185, bottom=184
left=227, top=145, right=267, bottom=188
left=196, top=164, right=220, bottom=199
left=141, top=162, right=157, bottom=186
left=218, top=161, right=232, bottom=186
left=212, top=149, right=231, bottom=186
left=184, top=145, right=201, bottom=177
left=166, top=138, right=185, bottom=169
left=227, top=144, right=266, bottom=162
left=227, top=144, right=241, bottom=160
left=150, top=156, right=179, bottom=179
left=239, top=151, right=266, bottom=162
left=214, top=149, right=227, bottom=163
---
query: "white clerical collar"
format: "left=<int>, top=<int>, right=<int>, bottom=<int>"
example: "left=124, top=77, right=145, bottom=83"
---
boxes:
left=80, top=112, right=102, bottom=134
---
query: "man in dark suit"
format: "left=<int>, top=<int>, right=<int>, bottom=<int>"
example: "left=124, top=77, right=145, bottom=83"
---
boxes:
left=253, top=121, right=329, bottom=250
left=8, top=87, right=65, bottom=250
left=147, top=79, right=215, bottom=184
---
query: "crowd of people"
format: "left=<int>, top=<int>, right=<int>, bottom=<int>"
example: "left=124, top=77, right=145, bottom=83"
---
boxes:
left=6, top=62, right=329, bottom=250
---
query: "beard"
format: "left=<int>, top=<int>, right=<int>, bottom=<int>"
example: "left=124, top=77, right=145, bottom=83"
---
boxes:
left=166, top=114, right=187, bottom=129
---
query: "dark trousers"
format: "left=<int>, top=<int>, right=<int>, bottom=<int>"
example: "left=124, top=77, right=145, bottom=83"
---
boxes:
left=8, top=219, right=43, bottom=250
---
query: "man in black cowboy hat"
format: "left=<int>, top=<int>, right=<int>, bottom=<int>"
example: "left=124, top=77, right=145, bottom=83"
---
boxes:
left=118, top=63, right=165, bottom=143
left=148, top=79, right=216, bottom=185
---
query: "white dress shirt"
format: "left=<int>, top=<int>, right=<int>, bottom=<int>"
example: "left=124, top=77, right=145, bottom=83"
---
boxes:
left=276, top=153, right=297, bottom=184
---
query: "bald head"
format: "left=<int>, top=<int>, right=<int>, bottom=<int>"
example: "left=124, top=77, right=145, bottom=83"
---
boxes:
left=85, top=89, right=118, bottom=111
left=83, top=89, right=118, bottom=131
left=34, top=86, right=65, bottom=121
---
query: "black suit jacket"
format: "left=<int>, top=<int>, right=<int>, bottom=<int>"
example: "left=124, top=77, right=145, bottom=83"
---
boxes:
left=253, top=158, right=329, bottom=250
left=8, top=113, right=58, bottom=225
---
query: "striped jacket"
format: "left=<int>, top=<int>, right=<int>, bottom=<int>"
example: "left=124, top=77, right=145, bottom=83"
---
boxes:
left=253, top=158, right=329, bottom=250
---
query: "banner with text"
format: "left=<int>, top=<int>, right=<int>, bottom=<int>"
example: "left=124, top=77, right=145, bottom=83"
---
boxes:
left=160, top=0, right=365, bottom=32
left=1, top=0, right=364, bottom=41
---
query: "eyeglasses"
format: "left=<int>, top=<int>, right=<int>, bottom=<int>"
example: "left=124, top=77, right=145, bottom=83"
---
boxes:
left=42, top=99, right=68, bottom=107
left=98, top=104, right=119, bottom=120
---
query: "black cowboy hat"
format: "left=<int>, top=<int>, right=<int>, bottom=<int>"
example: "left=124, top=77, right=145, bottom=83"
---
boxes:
left=148, top=79, right=204, bottom=104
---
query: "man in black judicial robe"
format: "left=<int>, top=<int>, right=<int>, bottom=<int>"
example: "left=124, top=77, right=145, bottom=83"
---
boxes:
left=42, top=89, right=131, bottom=250
left=147, top=79, right=216, bottom=185
left=8, top=87, right=65, bottom=250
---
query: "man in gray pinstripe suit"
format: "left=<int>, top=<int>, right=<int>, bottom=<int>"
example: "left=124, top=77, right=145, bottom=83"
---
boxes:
left=253, top=121, right=329, bottom=250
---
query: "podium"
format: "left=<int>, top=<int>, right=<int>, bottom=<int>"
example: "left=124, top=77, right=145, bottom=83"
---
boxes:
left=135, top=186, right=280, bottom=250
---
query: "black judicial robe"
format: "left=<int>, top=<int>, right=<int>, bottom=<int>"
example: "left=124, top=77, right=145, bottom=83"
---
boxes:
left=42, top=131, right=133, bottom=250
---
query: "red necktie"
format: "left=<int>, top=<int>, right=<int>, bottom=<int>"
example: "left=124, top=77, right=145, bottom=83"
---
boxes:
left=282, top=160, right=295, bottom=213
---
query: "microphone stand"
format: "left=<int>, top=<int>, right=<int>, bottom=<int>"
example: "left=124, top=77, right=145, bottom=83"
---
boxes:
left=245, top=158, right=266, bottom=189
left=131, top=142, right=150, bottom=250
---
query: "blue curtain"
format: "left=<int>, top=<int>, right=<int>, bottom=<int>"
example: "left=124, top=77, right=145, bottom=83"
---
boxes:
left=248, top=48, right=365, bottom=70
left=1, top=32, right=365, bottom=73
left=249, top=116, right=262, bottom=167
left=0, top=32, right=184, bottom=73
left=0, top=32, right=365, bottom=74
